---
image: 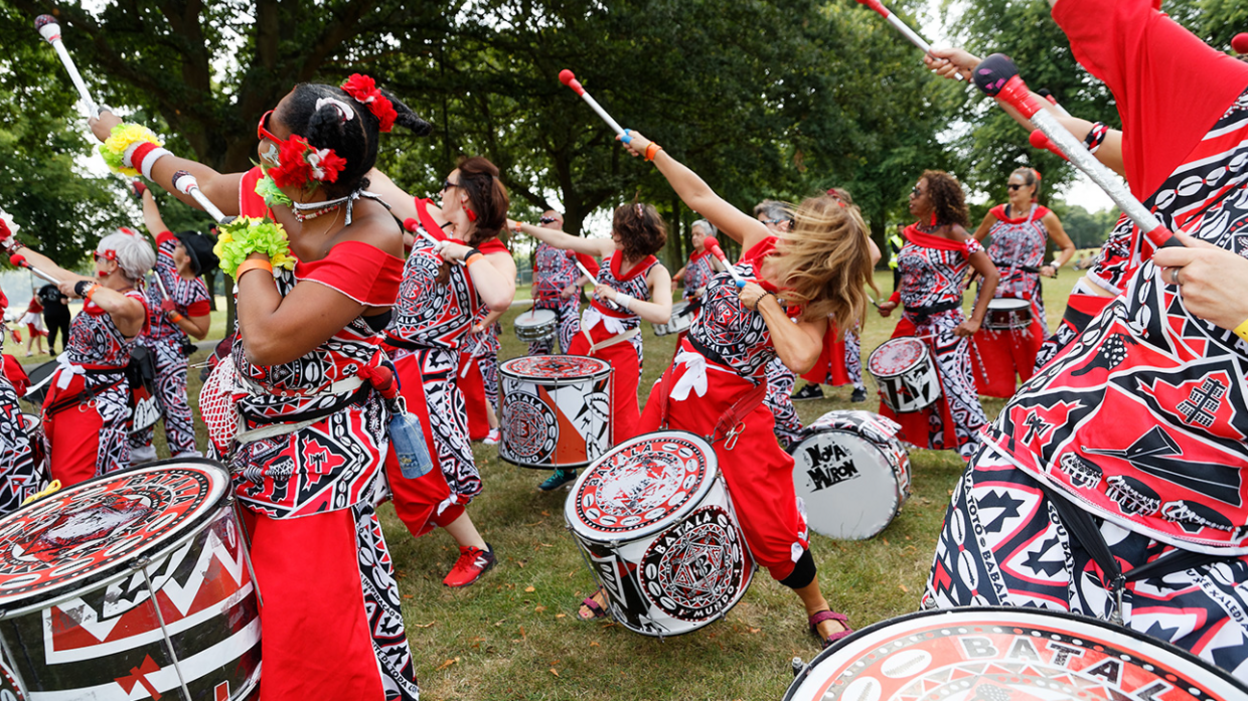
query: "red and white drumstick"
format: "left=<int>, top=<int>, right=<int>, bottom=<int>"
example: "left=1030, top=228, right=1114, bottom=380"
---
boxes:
left=702, top=237, right=745, bottom=287
left=34, top=15, right=105, bottom=118
left=973, top=54, right=1181, bottom=250
left=1028, top=130, right=1068, bottom=161
left=10, top=254, right=63, bottom=286
left=171, top=170, right=232, bottom=224
left=559, top=70, right=626, bottom=136
left=854, top=0, right=964, bottom=81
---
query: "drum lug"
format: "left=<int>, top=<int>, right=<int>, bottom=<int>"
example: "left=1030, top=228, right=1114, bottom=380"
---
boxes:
left=791, top=656, right=806, bottom=678
left=129, top=556, right=151, bottom=571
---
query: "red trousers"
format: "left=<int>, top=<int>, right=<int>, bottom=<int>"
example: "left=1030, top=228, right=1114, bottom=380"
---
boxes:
left=638, top=341, right=807, bottom=581
left=242, top=508, right=386, bottom=700
left=568, top=324, right=641, bottom=445
left=458, top=354, right=490, bottom=441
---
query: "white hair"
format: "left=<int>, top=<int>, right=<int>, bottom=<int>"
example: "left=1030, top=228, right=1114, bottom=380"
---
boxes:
left=97, top=230, right=156, bottom=281
left=691, top=219, right=715, bottom=237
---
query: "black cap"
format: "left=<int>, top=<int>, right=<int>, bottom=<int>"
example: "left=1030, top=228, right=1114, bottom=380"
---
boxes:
left=175, top=231, right=219, bottom=277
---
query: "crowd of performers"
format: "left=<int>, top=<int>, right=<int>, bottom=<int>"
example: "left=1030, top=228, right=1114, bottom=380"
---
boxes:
left=0, top=0, right=1242, bottom=693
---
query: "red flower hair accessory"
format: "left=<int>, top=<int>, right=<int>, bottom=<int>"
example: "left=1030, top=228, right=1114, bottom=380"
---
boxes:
left=268, top=134, right=347, bottom=189
left=341, top=74, right=397, bottom=133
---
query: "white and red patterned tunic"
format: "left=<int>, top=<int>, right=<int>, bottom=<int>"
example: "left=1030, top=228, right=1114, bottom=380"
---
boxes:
left=687, top=239, right=783, bottom=381
left=145, top=232, right=212, bottom=343
left=896, top=233, right=982, bottom=311
left=582, top=252, right=659, bottom=362
left=984, top=204, right=1049, bottom=311
left=533, top=243, right=582, bottom=301
left=681, top=249, right=716, bottom=301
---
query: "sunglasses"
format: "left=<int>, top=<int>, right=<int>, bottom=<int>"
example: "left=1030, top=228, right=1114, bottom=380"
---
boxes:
left=760, top=218, right=792, bottom=225
left=538, top=216, right=559, bottom=224
left=1007, top=183, right=1028, bottom=191
left=92, top=250, right=117, bottom=263
left=442, top=178, right=459, bottom=192
left=910, top=186, right=922, bottom=197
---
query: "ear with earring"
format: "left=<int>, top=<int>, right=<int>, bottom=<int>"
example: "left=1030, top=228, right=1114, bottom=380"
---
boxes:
left=465, top=208, right=477, bottom=222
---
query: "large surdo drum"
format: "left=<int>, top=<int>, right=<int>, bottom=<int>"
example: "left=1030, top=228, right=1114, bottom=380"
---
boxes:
left=788, top=410, right=911, bottom=540
left=784, top=607, right=1248, bottom=701
left=866, top=337, right=941, bottom=413
left=499, top=355, right=612, bottom=469
left=984, top=297, right=1033, bottom=330
left=564, top=431, right=754, bottom=637
left=513, top=308, right=558, bottom=344
left=0, top=459, right=260, bottom=700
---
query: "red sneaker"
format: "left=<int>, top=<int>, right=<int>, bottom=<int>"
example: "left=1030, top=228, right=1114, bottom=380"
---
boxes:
left=443, top=543, right=496, bottom=587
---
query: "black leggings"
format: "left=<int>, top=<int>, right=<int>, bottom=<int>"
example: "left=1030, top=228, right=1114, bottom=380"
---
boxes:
left=44, top=311, right=69, bottom=353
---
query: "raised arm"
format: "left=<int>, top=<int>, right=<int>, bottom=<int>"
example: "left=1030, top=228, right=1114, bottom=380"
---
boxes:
left=512, top=221, right=614, bottom=259
left=616, top=131, right=771, bottom=251
left=138, top=185, right=169, bottom=237
left=88, top=112, right=241, bottom=217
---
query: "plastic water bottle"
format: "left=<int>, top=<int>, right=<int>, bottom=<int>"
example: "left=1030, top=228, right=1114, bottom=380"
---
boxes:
left=389, top=406, right=434, bottom=479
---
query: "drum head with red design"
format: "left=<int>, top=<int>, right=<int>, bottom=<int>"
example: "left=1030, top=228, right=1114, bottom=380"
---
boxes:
left=565, top=431, right=716, bottom=541
left=785, top=607, right=1247, bottom=701
left=0, top=459, right=228, bottom=608
left=867, top=337, right=927, bottom=378
left=501, top=355, right=611, bottom=382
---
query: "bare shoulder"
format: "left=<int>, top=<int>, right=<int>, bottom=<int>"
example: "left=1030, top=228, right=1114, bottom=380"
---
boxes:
left=335, top=200, right=404, bottom=258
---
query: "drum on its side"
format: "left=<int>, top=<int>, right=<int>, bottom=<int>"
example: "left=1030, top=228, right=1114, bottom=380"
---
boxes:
left=789, top=410, right=911, bottom=540
left=784, top=607, right=1248, bottom=701
left=652, top=300, right=694, bottom=336
left=499, top=355, right=612, bottom=469
left=564, top=431, right=755, bottom=637
left=866, top=337, right=941, bottom=413
left=19, top=360, right=57, bottom=409
left=984, top=297, right=1033, bottom=330
left=514, top=308, right=558, bottom=344
left=0, top=459, right=261, bottom=700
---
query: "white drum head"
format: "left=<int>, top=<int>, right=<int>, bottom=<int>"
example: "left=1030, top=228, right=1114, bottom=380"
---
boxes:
left=987, top=298, right=1030, bottom=311
left=790, top=429, right=901, bottom=540
left=867, top=337, right=927, bottom=378
left=514, top=308, right=557, bottom=328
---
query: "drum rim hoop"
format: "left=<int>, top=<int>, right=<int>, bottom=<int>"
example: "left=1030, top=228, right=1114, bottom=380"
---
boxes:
left=499, top=355, right=613, bottom=383
left=564, top=429, right=720, bottom=542
left=866, top=337, right=932, bottom=379
left=0, top=458, right=232, bottom=613
left=784, top=606, right=1248, bottom=700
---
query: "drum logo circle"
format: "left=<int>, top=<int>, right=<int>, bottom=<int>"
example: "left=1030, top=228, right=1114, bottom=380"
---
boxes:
left=640, top=505, right=745, bottom=621
left=502, top=393, right=556, bottom=460
left=576, top=438, right=708, bottom=532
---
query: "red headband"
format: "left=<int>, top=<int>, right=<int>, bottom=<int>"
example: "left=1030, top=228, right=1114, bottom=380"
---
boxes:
left=341, top=74, right=397, bottom=133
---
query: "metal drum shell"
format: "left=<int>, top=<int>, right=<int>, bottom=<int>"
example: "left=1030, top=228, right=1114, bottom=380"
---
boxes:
left=513, top=308, right=559, bottom=343
left=564, top=430, right=755, bottom=637
left=652, top=301, right=694, bottom=336
left=866, top=338, right=942, bottom=413
left=783, top=607, right=1248, bottom=701
left=498, top=355, right=612, bottom=469
left=0, top=459, right=261, bottom=700
left=983, top=297, right=1034, bottom=330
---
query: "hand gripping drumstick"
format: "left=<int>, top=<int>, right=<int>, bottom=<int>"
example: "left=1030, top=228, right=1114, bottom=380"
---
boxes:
left=973, top=54, right=1181, bottom=250
left=34, top=15, right=106, bottom=117
left=10, top=254, right=64, bottom=286
left=559, top=70, right=627, bottom=136
left=171, top=170, right=234, bottom=225
left=702, top=237, right=746, bottom=287
left=854, top=0, right=964, bottom=81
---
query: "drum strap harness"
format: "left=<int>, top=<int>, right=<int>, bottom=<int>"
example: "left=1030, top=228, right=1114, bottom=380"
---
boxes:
left=655, top=356, right=769, bottom=451
left=43, top=376, right=125, bottom=416
left=1044, top=486, right=1232, bottom=625
left=904, top=299, right=961, bottom=324
left=583, top=327, right=639, bottom=354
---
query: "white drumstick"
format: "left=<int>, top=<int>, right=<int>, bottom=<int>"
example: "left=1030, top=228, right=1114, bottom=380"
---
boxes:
left=34, top=15, right=103, bottom=117
left=702, top=237, right=745, bottom=287
left=10, top=254, right=63, bottom=286
left=854, top=0, right=964, bottom=81
left=559, top=70, right=626, bottom=136
left=458, top=332, right=489, bottom=379
left=171, top=170, right=233, bottom=224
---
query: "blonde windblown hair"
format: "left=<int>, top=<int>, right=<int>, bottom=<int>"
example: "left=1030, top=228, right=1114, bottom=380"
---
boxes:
left=770, top=195, right=876, bottom=333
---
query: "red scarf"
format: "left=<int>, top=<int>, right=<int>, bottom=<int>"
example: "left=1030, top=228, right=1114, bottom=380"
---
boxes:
left=989, top=203, right=1050, bottom=224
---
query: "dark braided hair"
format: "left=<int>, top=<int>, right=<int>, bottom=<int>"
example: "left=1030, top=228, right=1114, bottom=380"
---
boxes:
left=921, top=170, right=969, bottom=228
left=456, top=156, right=510, bottom=246
left=614, top=202, right=667, bottom=260
left=277, top=83, right=432, bottom=198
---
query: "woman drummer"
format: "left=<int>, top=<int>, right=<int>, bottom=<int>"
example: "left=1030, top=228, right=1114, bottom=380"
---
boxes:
left=88, top=75, right=424, bottom=699
left=367, top=158, right=515, bottom=588
left=528, top=210, right=597, bottom=355
left=512, top=203, right=673, bottom=491
left=130, top=183, right=215, bottom=462
left=968, top=168, right=1074, bottom=396
left=583, top=130, right=873, bottom=647
left=877, top=171, right=996, bottom=460
left=8, top=229, right=153, bottom=486
left=673, top=219, right=717, bottom=305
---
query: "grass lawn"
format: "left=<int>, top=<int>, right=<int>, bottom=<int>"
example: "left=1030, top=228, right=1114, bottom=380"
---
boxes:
left=20, top=272, right=1080, bottom=700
